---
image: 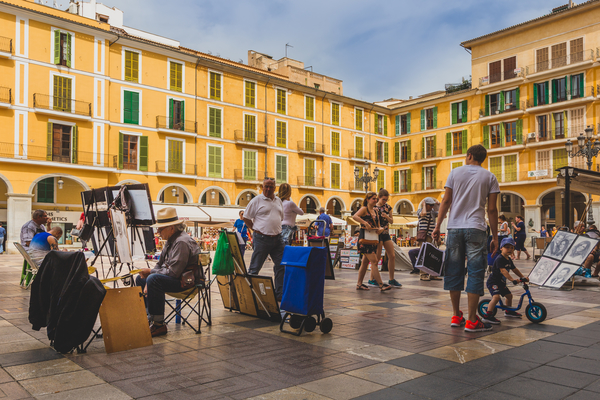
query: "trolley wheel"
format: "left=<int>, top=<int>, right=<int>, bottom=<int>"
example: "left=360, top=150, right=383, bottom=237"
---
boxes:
left=289, top=315, right=303, bottom=329
left=320, top=318, right=333, bottom=334
left=304, top=316, right=317, bottom=333
left=525, top=302, right=547, bottom=323
left=478, top=299, right=496, bottom=318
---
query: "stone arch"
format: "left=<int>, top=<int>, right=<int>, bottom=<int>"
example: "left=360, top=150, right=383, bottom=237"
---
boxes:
left=157, top=184, right=193, bottom=204
left=350, top=198, right=363, bottom=215
left=28, top=173, right=90, bottom=194
left=393, top=199, right=414, bottom=215
left=116, top=179, right=142, bottom=186
left=0, top=173, right=14, bottom=194
left=298, top=194, right=320, bottom=214
left=236, top=190, right=259, bottom=207
left=536, top=187, right=588, bottom=205
left=199, top=186, right=230, bottom=205
left=325, top=196, right=345, bottom=217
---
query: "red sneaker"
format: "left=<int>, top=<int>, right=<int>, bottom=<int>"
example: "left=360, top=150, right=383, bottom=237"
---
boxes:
left=450, top=311, right=465, bottom=327
left=465, top=317, right=493, bottom=332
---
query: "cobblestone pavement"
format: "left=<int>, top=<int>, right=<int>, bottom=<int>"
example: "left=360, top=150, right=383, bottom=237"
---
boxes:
left=1, top=252, right=600, bottom=399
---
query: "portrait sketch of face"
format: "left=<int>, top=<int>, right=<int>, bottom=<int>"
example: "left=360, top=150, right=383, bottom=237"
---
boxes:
left=543, top=231, right=577, bottom=260
left=544, top=263, right=580, bottom=288
left=562, top=236, right=598, bottom=265
left=528, top=257, right=559, bottom=286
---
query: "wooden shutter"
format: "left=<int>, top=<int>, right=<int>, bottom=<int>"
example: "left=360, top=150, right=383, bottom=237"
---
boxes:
left=168, top=98, right=174, bottom=129
left=499, top=91, right=505, bottom=112
left=407, top=169, right=412, bottom=192
left=516, top=120, right=523, bottom=144
left=451, top=103, right=458, bottom=125
left=499, top=122, right=505, bottom=147
left=485, top=95, right=490, bottom=116
left=407, top=140, right=411, bottom=162
left=483, top=125, right=490, bottom=149
left=47, top=123, right=53, bottom=161
left=462, top=129, right=468, bottom=153
left=536, top=47, right=549, bottom=71
left=244, top=151, right=256, bottom=180
left=552, top=79, right=558, bottom=103
left=53, top=30, right=60, bottom=64
left=579, top=73, right=584, bottom=96
left=545, top=81, right=549, bottom=105
left=421, top=167, right=425, bottom=190
left=395, top=115, right=400, bottom=136
left=123, top=91, right=131, bottom=123
left=433, top=107, right=438, bottom=129
left=407, top=112, right=411, bottom=134
left=384, top=142, right=388, bottom=163
left=374, top=114, right=378, bottom=134
left=118, top=132, right=123, bottom=169
left=515, top=88, right=520, bottom=109
left=139, top=136, right=148, bottom=171
left=181, top=101, right=185, bottom=129
left=533, top=84, right=538, bottom=107
left=420, top=109, right=425, bottom=131
left=393, top=171, right=399, bottom=193
left=384, top=116, right=388, bottom=136
left=446, top=132, right=451, bottom=156
left=132, top=91, right=139, bottom=124
left=461, top=100, right=468, bottom=122
left=421, top=137, right=425, bottom=158
left=503, top=56, right=516, bottom=80
left=489, top=60, right=501, bottom=83
left=71, top=125, right=78, bottom=164
left=65, top=33, right=72, bottom=67
left=394, top=142, right=399, bottom=163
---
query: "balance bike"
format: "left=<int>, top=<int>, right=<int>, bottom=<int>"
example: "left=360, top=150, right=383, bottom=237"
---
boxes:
left=478, top=278, right=547, bottom=323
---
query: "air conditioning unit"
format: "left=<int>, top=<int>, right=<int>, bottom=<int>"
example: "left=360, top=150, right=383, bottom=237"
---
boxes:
left=527, top=132, right=536, bottom=140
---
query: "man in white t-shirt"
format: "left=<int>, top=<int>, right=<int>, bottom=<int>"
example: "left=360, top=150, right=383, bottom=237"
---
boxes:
left=433, top=144, right=499, bottom=332
left=243, top=177, right=285, bottom=299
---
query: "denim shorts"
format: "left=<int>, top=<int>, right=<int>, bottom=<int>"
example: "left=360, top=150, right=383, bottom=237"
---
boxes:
left=443, top=228, right=488, bottom=296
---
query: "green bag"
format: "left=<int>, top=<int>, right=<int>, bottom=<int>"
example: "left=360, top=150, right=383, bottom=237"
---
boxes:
left=212, top=231, right=235, bottom=276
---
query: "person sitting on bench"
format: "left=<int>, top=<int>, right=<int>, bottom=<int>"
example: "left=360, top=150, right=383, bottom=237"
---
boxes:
left=136, top=207, right=201, bottom=337
left=27, top=227, right=63, bottom=266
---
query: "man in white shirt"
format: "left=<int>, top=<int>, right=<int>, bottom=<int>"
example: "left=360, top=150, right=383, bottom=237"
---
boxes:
left=433, top=145, right=499, bottom=332
left=243, top=178, right=285, bottom=299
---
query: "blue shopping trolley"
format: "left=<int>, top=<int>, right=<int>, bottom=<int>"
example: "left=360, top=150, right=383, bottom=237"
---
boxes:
left=279, top=246, right=333, bottom=335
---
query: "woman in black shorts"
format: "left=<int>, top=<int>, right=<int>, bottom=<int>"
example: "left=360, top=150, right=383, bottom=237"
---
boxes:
left=369, top=189, right=401, bottom=288
left=353, top=192, right=392, bottom=291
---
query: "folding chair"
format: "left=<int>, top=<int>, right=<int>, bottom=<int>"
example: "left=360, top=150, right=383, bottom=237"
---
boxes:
left=164, top=253, right=212, bottom=334
left=15, top=242, right=39, bottom=289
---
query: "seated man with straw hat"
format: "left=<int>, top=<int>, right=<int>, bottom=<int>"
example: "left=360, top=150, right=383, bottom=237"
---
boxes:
left=136, top=207, right=200, bottom=337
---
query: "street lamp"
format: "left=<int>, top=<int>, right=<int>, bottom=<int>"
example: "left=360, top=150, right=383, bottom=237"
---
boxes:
left=57, top=177, right=64, bottom=189
left=565, top=125, right=598, bottom=225
left=353, top=162, right=380, bottom=192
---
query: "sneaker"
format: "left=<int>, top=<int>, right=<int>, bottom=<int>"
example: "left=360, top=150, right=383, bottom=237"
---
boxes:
left=410, top=269, right=420, bottom=274
left=367, top=279, right=378, bottom=287
left=465, top=317, right=493, bottom=332
left=481, top=313, right=501, bottom=325
left=450, top=311, right=465, bottom=327
left=149, top=322, right=168, bottom=337
left=388, top=279, right=402, bottom=288
left=504, top=310, right=522, bottom=318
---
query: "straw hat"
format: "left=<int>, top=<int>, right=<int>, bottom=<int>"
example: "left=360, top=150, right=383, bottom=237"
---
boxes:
left=153, top=207, right=183, bottom=228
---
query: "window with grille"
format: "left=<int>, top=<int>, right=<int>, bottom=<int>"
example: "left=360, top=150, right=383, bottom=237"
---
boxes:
left=277, top=89, right=286, bottom=114
left=331, top=131, right=340, bottom=156
left=276, top=121, right=286, bottom=147
left=245, top=81, right=255, bottom=107
left=305, top=96, right=314, bottom=121
left=210, top=72, right=221, bottom=100
left=124, top=51, right=139, bottom=82
left=276, top=155, right=287, bottom=184
left=331, top=163, right=340, bottom=189
left=331, top=103, right=340, bottom=126
left=170, top=62, right=183, bottom=92
left=505, top=121, right=516, bottom=146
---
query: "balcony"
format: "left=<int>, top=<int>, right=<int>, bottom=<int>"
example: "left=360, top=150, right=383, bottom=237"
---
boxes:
left=414, top=149, right=443, bottom=162
left=33, top=94, right=92, bottom=119
left=297, top=141, right=325, bottom=156
left=156, top=116, right=197, bottom=135
left=414, top=181, right=443, bottom=192
left=234, top=169, right=266, bottom=183
left=526, top=86, right=596, bottom=113
left=525, top=49, right=595, bottom=78
left=479, top=101, right=525, bottom=121
left=527, top=126, right=584, bottom=145
left=297, top=176, right=324, bottom=189
left=0, top=36, right=11, bottom=57
left=348, top=149, right=371, bottom=161
left=155, top=161, right=197, bottom=176
left=479, top=69, right=525, bottom=89
left=0, top=142, right=111, bottom=167
left=112, top=155, right=142, bottom=170
left=233, top=130, right=267, bottom=147
left=0, top=87, right=11, bottom=106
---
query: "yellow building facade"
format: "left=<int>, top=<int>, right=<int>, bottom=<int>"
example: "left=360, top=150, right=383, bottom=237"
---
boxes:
left=0, top=0, right=598, bottom=244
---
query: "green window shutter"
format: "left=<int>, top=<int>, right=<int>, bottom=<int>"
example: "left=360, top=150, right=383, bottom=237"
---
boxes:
left=384, top=142, right=389, bottom=163
left=462, top=100, right=468, bottom=122
left=65, top=33, right=72, bottom=68
left=374, top=114, right=379, bottom=134
left=516, top=120, right=523, bottom=144
left=393, top=171, right=399, bottom=193
left=53, top=30, right=60, bottom=64
left=446, top=132, right=451, bottom=156
left=181, top=101, right=185, bottom=129
left=433, top=107, right=437, bottom=129
left=579, top=73, right=584, bottom=96
left=209, top=108, right=222, bottom=137
left=168, top=98, right=174, bottom=129
left=394, top=142, right=399, bottom=163
left=118, top=132, right=124, bottom=169
left=462, top=129, right=468, bottom=153
left=123, top=91, right=131, bottom=123
left=139, top=136, right=148, bottom=171
left=485, top=95, right=490, bottom=116
left=208, top=146, right=221, bottom=177
left=71, top=125, right=78, bottom=164
left=37, top=178, right=54, bottom=204
left=407, top=169, right=412, bottom=192
left=395, top=115, right=400, bottom=136
left=421, top=167, right=425, bottom=190
left=500, top=122, right=505, bottom=147
left=47, top=123, right=53, bottom=161
left=421, top=137, right=425, bottom=158
left=483, top=125, right=490, bottom=149
left=515, top=88, right=520, bottom=109
left=451, top=103, right=458, bottom=125
left=552, top=80, right=557, bottom=103
left=384, top=116, right=388, bottom=136
left=132, top=91, right=139, bottom=124
left=545, top=81, right=549, bottom=104
left=550, top=113, right=555, bottom=140
left=244, top=151, right=256, bottom=180
left=533, top=84, right=538, bottom=107
left=407, top=140, right=411, bottom=162
left=433, top=136, right=437, bottom=152
left=420, top=109, right=425, bottom=131
left=407, top=112, right=411, bottom=134
left=499, top=91, right=505, bottom=112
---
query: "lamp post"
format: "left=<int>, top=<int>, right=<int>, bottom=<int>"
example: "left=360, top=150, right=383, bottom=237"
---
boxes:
left=565, top=125, right=599, bottom=225
left=354, top=162, right=379, bottom=193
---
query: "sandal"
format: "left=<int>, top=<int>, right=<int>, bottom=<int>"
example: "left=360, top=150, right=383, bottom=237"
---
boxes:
left=356, top=284, right=370, bottom=291
left=379, top=283, right=392, bottom=292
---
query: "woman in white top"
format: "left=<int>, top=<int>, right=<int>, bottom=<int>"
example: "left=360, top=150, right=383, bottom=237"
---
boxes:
left=278, top=183, right=303, bottom=245
left=498, top=215, right=510, bottom=240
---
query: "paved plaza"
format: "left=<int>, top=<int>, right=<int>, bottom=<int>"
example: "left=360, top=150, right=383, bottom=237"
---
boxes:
left=1, top=253, right=600, bottom=399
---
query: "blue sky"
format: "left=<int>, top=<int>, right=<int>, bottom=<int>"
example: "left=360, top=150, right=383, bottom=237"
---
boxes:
left=109, top=0, right=557, bottom=102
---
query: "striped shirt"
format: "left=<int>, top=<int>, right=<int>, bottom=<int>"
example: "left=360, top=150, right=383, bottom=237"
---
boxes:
left=418, top=212, right=435, bottom=235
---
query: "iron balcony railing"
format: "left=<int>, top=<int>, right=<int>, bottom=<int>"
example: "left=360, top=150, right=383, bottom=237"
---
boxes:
left=155, top=161, right=197, bottom=175
left=0, top=36, right=12, bottom=54
left=414, top=149, right=443, bottom=161
left=297, top=176, right=324, bottom=187
left=156, top=116, right=197, bottom=133
left=0, top=87, right=11, bottom=104
left=297, top=141, right=325, bottom=154
left=532, top=126, right=586, bottom=142
left=0, top=142, right=110, bottom=166
left=33, top=93, right=92, bottom=117
left=234, top=169, right=266, bottom=182
left=233, top=130, right=267, bottom=145
left=526, top=86, right=596, bottom=109
left=414, top=181, right=443, bottom=191
left=479, top=69, right=526, bottom=86
left=526, top=49, right=595, bottom=75
left=348, top=149, right=372, bottom=160
left=348, top=181, right=365, bottom=192
left=480, top=101, right=526, bottom=117
left=112, top=155, right=142, bottom=170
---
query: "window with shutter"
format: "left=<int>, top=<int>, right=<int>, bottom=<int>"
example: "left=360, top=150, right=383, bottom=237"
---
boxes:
left=384, top=142, right=389, bottom=163
left=400, top=141, right=408, bottom=163
left=570, top=108, right=584, bottom=137
left=503, top=56, right=516, bottom=81
left=570, top=73, right=583, bottom=99
left=505, top=121, right=517, bottom=146
left=552, top=42, right=567, bottom=68
left=276, top=155, right=287, bottom=184
left=355, top=136, right=363, bottom=158
left=305, top=159, right=315, bottom=186
left=331, top=163, right=340, bottom=189
left=553, top=112, right=565, bottom=139
left=276, top=121, right=286, bottom=147
left=170, top=62, right=183, bottom=92
left=393, top=171, right=399, bottom=193
left=424, top=166, right=435, bottom=189
left=124, top=51, right=139, bottom=82
left=209, top=72, right=221, bottom=100
left=537, top=116, right=548, bottom=141
left=376, top=141, right=384, bottom=163
left=243, top=150, right=257, bottom=180
left=504, top=155, right=517, bottom=182
left=490, top=124, right=500, bottom=148
left=489, top=156, right=502, bottom=182
left=139, top=136, right=148, bottom=171
left=53, top=76, right=72, bottom=112
left=489, top=60, right=501, bottom=83
left=170, top=100, right=184, bottom=130
left=553, top=149, right=567, bottom=178
left=277, top=89, right=286, bottom=114
left=51, top=123, right=71, bottom=163
left=537, top=150, right=550, bottom=178
left=355, top=109, right=363, bottom=130
left=504, top=89, right=517, bottom=111
left=167, top=140, right=183, bottom=173
left=400, top=170, right=410, bottom=192
left=244, top=114, right=256, bottom=141
left=245, top=81, right=255, bottom=107
left=536, top=48, right=549, bottom=72
left=37, top=178, right=55, bottom=203
left=452, top=131, right=462, bottom=155
left=305, top=96, right=314, bottom=121
left=451, top=161, right=463, bottom=170
left=209, top=107, right=222, bottom=138
left=394, top=142, right=399, bottom=163
left=54, top=31, right=72, bottom=67
left=122, top=134, right=138, bottom=170
left=377, top=170, right=385, bottom=191
left=123, top=90, right=139, bottom=124
left=331, top=131, right=340, bottom=156
left=208, top=146, right=222, bottom=178
left=400, top=114, right=408, bottom=134
left=570, top=38, right=583, bottom=63
left=331, top=103, right=340, bottom=126
left=305, top=127, right=315, bottom=152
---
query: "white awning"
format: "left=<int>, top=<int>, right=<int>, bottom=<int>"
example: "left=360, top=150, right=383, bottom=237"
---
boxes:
left=152, top=204, right=245, bottom=228
left=152, top=204, right=209, bottom=222
left=296, top=213, right=346, bottom=227
left=198, top=206, right=244, bottom=226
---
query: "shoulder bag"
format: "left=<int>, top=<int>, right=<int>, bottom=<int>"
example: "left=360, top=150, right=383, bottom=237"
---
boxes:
left=359, top=210, right=380, bottom=246
left=416, top=213, right=433, bottom=242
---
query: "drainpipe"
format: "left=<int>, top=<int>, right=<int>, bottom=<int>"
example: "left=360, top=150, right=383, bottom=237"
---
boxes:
left=320, top=90, right=327, bottom=188
left=194, top=57, right=201, bottom=190
left=264, top=78, right=270, bottom=177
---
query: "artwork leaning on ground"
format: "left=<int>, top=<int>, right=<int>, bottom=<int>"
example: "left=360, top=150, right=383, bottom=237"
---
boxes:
left=528, top=232, right=599, bottom=288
